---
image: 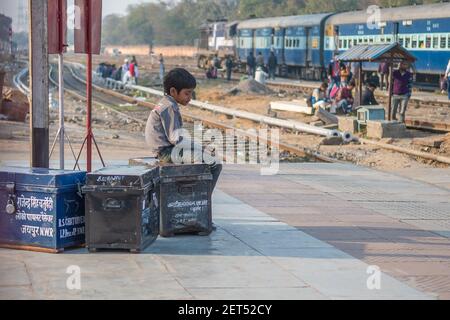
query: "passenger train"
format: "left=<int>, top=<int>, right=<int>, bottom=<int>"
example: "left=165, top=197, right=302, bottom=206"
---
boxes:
left=197, top=3, right=450, bottom=84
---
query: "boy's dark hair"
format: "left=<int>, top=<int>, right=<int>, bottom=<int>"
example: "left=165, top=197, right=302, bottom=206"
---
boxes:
left=367, top=82, right=377, bottom=89
left=164, top=68, right=197, bottom=95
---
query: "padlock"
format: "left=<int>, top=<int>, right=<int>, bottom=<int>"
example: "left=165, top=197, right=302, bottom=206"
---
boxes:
left=5, top=198, right=16, bottom=215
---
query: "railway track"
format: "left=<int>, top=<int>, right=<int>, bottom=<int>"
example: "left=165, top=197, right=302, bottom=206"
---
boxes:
left=142, top=67, right=450, bottom=133
left=13, top=62, right=449, bottom=166
left=65, top=63, right=450, bottom=166
left=47, top=63, right=333, bottom=164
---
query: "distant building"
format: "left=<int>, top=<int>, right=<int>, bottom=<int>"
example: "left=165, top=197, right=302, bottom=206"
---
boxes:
left=0, top=13, right=13, bottom=54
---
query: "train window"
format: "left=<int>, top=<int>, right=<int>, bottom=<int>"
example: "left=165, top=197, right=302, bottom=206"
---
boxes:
left=405, top=36, right=411, bottom=48
left=296, top=39, right=300, bottom=48
left=412, top=35, right=418, bottom=49
left=448, top=35, right=450, bottom=49
left=433, top=36, right=439, bottom=49
left=440, top=36, right=446, bottom=49
left=399, top=36, right=404, bottom=47
left=418, top=35, right=425, bottom=49
left=343, top=39, right=348, bottom=49
left=339, top=39, right=343, bottom=49
left=369, top=37, right=374, bottom=44
left=426, top=35, right=432, bottom=48
left=354, top=39, right=357, bottom=46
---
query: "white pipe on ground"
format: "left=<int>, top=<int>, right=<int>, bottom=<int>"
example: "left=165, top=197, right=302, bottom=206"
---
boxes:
left=68, top=63, right=354, bottom=141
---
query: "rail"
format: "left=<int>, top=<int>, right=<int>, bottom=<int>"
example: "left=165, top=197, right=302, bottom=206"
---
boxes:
left=67, top=62, right=354, bottom=143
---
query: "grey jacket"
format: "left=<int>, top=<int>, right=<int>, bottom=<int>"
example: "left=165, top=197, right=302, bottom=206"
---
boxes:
left=145, top=95, right=183, bottom=157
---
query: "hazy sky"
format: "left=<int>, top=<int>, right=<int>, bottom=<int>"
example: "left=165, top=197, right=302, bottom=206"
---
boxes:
left=0, top=0, right=157, bottom=31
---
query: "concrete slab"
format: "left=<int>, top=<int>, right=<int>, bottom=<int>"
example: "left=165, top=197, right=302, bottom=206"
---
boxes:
left=0, top=186, right=433, bottom=300
left=219, top=163, right=450, bottom=299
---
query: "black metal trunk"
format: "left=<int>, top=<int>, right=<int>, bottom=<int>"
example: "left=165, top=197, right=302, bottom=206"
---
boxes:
left=82, top=166, right=160, bottom=253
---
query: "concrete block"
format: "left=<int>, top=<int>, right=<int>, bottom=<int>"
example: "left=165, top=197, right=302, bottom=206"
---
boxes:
left=338, top=116, right=358, bottom=134
left=367, top=120, right=407, bottom=139
left=270, top=101, right=314, bottom=115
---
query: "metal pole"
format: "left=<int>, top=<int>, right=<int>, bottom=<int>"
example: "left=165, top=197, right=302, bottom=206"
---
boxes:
left=86, top=1, right=92, bottom=172
left=388, top=58, right=394, bottom=121
left=359, top=61, right=363, bottom=106
left=58, top=53, right=65, bottom=170
left=29, top=0, right=49, bottom=168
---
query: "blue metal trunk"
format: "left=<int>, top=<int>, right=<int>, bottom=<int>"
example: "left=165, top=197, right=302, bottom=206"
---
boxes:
left=0, top=167, right=86, bottom=252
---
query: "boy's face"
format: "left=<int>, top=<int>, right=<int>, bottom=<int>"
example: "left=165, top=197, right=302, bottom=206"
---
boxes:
left=170, top=87, right=195, bottom=106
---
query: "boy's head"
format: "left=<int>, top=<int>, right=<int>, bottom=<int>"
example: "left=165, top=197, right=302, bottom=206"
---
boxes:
left=164, top=68, right=197, bottom=106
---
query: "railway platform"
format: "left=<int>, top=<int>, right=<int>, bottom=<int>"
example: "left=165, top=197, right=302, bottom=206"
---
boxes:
left=1, top=162, right=449, bottom=300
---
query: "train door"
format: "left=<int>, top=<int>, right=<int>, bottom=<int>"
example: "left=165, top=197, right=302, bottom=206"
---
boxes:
left=305, top=27, right=312, bottom=67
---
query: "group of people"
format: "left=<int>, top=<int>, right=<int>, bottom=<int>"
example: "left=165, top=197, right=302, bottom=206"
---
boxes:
left=205, top=54, right=235, bottom=82
left=246, top=51, right=278, bottom=84
left=96, top=56, right=140, bottom=85
left=311, top=55, right=415, bottom=122
left=121, top=56, right=140, bottom=85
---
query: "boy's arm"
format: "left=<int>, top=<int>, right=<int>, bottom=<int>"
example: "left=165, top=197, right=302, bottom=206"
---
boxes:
left=160, top=108, right=182, bottom=145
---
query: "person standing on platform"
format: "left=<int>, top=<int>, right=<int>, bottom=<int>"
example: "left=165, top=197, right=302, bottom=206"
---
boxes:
left=128, top=60, right=136, bottom=85
left=392, top=61, right=413, bottom=123
left=121, top=59, right=130, bottom=84
left=225, top=55, right=233, bottom=81
left=378, top=62, right=389, bottom=91
left=247, top=52, right=256, bottom=78
left=256, top=52, right=264, bottom=68
left=131, top=56, right=139, bottom=85
left=268, top=51, right=277, bottom=80
left=159, top=54, right=165, bottom=82
left=327, top=53, right=343, bottom=97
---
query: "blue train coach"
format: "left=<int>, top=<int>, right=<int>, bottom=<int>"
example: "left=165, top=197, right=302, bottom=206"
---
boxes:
left=324, top=3, right=450, bottom=83
left=237, top=13, right=332, bottom=80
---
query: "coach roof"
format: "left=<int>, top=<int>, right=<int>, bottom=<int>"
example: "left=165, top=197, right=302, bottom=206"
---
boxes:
left=237, top=13, right=332, bottom=30
left=326, top=2, right=450, bottom=25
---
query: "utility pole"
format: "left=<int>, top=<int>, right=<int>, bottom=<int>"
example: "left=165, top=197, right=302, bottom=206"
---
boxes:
left=29, top=0, right=49, bottom=168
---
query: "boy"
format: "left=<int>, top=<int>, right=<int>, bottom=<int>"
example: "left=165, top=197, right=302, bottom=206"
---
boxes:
left=335, top=80, right=355, bottom=114
left=145, top=68, right=222, bottom=190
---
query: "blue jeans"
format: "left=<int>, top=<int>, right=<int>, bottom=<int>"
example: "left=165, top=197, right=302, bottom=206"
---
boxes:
left=392, top=94, right=410, bottom=123
left=269, top=68, right=276, bottom=80
left=337, top=100, right=352, bottom=114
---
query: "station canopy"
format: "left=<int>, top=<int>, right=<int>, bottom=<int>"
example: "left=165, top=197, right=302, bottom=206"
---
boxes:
left=336, top=43, right=416, bottom=63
